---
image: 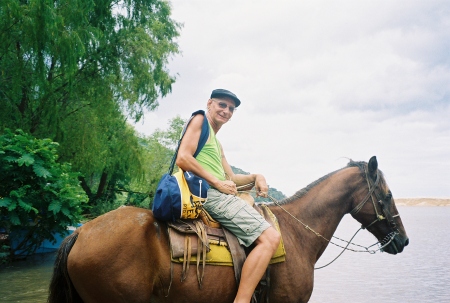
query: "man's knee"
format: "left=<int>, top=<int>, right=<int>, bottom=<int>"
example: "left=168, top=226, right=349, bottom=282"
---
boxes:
left=258, top=227, right=281, bottom=252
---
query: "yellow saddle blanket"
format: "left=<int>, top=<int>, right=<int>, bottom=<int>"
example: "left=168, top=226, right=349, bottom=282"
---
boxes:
left=168, top=204, right=286, bottom=266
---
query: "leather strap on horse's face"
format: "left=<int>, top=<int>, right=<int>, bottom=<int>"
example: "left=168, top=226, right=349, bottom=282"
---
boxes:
left=350, top=167, right=400, bottom=233
left=376, top=193, right=399, bottom=231
left=350, top=170, right=380, bottom=216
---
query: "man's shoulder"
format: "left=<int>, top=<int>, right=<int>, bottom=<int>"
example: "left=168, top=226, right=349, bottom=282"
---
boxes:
left=189, top=113, right=206, bottom=127
left=191, top=109, right=206, bottom=117
left=185, top=111, right=208, bottom=136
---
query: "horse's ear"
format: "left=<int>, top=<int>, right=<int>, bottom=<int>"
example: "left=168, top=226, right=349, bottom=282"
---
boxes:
left=368, top=156, right=378, bottom=177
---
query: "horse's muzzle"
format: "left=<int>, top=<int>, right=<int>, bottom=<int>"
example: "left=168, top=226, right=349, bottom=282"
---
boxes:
left=383, top=235, right=409, bottom=255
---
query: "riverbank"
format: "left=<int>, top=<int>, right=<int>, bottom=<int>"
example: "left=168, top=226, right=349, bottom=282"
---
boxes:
left=396, top=198, right=450, bottom=206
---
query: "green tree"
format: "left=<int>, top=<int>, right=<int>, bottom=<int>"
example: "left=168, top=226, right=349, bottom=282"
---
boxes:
left=0, top=129, right=88, bottom=258
left=147, top=115, right=185, bottom=188
left=85, top=115, right=185, bottom=214
left=0, top=0, right=180, bottom=133
left=75, top=119, right=146, bottom=216
left=0, top=0, right=181, bottom=211
left=124, top=115, right=184, bottom=209
left=151, top=115, right=185, bottom=150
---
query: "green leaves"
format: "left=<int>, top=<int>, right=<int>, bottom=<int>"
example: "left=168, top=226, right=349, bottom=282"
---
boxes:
left=0, top=0, right=181, bottom=220
left=0, top=0, right=181, bottom=134
left=0, top=129, right=88, bottom=256
left=18, top=199, right=38, bottom=214
left=8, top=212, right=20, bottom=226
left=48, top=201, right=61, bottom=214
left=0, top=0, right=190, bottom=260
left=17, top=153, right=35, bottom=166
left=32, top=164, right=52, bottom=178
left=0, top=197, right=12, bottom=208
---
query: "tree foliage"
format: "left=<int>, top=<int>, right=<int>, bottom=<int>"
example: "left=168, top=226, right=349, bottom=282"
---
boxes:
left=145, top=115, right=185, bottom=187
left=123, top=116, right=184, bottom=208
left=0, top=0, right=181, bottom=211
left=85, top=116, right=185, bottom=216
left=0, top=0, right=180, bottom=132
left=0, top=129, right=87, bottom=257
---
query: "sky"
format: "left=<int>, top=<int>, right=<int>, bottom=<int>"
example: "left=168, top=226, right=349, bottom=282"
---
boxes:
left=134, top=0, right=450, bottom=198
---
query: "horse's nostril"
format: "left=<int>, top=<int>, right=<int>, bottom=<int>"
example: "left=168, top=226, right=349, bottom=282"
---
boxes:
left=405, top=238, right=409, bottom=246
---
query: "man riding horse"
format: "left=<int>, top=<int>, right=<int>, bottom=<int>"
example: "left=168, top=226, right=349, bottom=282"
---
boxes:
left=176, top=89, right=281, bottom=303
left=47, top=90, right=409, bottom=303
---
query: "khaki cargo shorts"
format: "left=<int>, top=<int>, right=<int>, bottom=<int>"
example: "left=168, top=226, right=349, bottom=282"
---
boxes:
left=204, top=188, right=271, bottom=247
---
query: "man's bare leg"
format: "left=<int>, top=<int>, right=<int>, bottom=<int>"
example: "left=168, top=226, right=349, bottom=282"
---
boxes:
left=234, top=227, right=281, bottom=303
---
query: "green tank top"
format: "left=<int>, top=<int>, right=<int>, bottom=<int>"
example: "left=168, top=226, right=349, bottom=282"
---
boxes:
left=196, top=123, right=226, bottom=182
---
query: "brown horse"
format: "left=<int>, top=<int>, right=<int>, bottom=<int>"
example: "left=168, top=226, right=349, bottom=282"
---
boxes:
left=48, top=156, right=409, bottom=303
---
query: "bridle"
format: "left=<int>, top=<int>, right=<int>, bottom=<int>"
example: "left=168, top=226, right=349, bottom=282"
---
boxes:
left=265, top=164, right=402, bottom=269
left=350, top=167, right=400, bottom=233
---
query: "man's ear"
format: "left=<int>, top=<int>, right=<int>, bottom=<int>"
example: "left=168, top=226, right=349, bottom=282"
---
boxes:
left=207, top=98, right=213, bottom=108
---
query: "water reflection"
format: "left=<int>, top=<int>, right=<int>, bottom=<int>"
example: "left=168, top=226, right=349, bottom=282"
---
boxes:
left=0, top=253, right=55, bottom=302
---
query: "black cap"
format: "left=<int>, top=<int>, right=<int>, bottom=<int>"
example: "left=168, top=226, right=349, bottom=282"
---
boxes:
left=210, top=89, right=241, bottom=107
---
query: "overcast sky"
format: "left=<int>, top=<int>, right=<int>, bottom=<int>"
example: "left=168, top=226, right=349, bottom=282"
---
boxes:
left=134, top=0, right=450, bottom=198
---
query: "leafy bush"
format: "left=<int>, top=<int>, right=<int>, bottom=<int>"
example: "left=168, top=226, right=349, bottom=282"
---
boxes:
left=0, top=129, right=88, bottom=258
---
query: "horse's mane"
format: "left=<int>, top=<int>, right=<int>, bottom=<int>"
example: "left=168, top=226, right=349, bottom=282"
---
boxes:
left=277, top=159, right=386, bottom=205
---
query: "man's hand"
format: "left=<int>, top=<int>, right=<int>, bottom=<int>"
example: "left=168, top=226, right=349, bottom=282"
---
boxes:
left=255, top=174, right=268, bottom=198
left=216, top=180, right=238, bottom=195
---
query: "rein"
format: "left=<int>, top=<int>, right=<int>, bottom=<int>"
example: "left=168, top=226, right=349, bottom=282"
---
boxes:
left=268, top=196, right=398, bottom=270
left=241, top=167, right=401, bottom=270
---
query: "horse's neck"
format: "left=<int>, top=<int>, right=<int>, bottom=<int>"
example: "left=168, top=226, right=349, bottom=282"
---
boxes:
left=275, top=168, right=361, bottom=258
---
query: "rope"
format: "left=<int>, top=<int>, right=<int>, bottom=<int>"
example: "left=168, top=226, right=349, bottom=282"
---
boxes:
left=267, top=195, right=398, bottom=269
left=237, top=187, right=396, bottom=269
left=314, top=227, right=362, bottom=269
left=271, top=195, right=396, bottom=249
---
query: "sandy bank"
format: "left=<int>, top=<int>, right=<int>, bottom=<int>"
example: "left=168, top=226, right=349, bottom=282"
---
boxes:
left=395, top=198, right=450, bottom=206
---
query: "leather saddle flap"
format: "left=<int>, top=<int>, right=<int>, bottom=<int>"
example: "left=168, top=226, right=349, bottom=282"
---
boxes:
left=168, top=221, right=227, bottom=258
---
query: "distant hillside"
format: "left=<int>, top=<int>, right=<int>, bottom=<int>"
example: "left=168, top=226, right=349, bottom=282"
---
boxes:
left=395, top=198, right=450, bottom=206
left=231, top=166, right=286, bottom=202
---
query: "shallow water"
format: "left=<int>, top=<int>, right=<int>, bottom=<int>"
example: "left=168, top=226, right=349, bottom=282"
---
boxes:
left=0, top=253, right=55, bottom=302
left=0, top=206, right=448, bottom=302
left=310, top=206, right=450, bottom=303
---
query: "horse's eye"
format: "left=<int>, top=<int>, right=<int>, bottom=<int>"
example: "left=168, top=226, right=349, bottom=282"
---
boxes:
left=385, top=192, right=392, bottom=200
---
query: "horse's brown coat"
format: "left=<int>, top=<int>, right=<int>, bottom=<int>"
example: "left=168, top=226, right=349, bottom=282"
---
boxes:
left=49, top=158, right=409, bottom=303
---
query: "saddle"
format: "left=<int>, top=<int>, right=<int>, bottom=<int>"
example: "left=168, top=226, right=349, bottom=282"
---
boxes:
left=167, top=204, right=286, bottom=289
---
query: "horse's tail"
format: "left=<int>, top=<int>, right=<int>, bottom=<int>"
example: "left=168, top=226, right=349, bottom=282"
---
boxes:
left=48, top=232, right=83, bottom=303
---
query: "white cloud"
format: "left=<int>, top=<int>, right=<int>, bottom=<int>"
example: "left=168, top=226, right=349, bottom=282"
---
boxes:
left=135, top=0, right=450, bottom=198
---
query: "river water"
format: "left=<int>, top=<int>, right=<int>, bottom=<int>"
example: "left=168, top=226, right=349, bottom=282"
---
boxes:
left=0, top=253, right=55, bottom=302
left=310, top=206, right=450, bottom=303
left=0, top=206, right=448, bottom=302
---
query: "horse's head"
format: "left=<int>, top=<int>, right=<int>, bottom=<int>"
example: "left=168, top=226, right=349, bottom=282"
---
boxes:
left=349, top=156, right=409, bottom=255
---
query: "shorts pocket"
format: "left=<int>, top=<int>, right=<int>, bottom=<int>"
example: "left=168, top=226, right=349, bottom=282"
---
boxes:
left=226, top=205, right=263, bottom=236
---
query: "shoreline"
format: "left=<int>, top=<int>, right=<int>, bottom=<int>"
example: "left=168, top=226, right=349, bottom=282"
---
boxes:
left=395, top=198, right=450, bottom=207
